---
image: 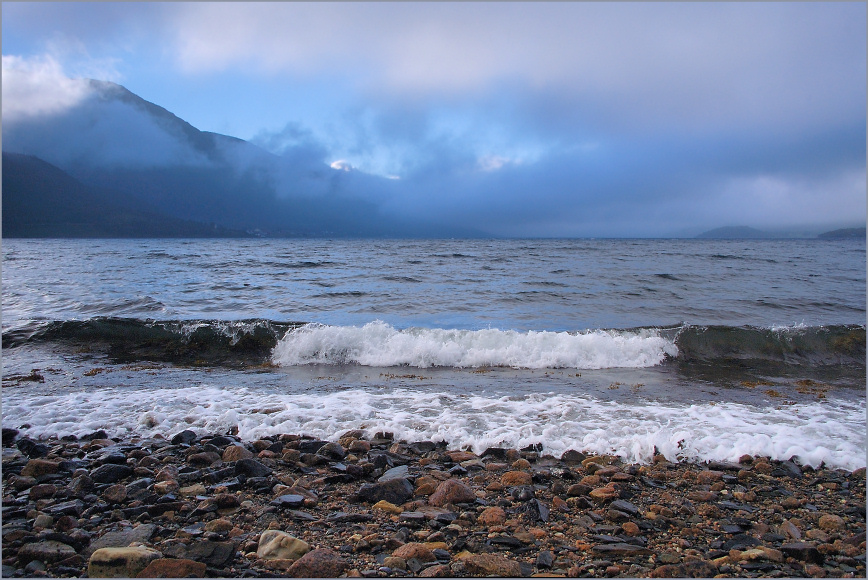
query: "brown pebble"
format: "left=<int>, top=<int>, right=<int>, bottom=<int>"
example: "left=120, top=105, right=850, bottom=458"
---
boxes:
left=501, top=471, right=533, bottom=486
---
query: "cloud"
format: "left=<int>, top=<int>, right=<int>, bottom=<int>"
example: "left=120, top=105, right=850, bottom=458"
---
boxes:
left=164, top=2, right=865, bottom=132
left=1, top=55, right=93, bottom=121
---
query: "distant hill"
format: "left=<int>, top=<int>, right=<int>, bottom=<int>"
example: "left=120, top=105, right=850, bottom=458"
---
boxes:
left=696, top=226, right=774, bottom=239
left=817, top=227, right=866, bottom=240
left=2, top=153, right=248, bottom=238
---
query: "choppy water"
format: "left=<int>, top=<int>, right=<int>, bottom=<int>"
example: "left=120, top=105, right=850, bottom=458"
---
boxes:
left=2, top=238, right=865, bottom=469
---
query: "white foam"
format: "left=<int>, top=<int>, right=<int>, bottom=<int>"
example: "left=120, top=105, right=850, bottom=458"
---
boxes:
left=271, top=321, right=678, bottom=369
left=4, top=385, right=864, bottom=471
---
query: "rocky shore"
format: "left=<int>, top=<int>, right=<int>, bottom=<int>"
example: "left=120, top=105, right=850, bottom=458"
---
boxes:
left=2, top=427, right=865, bottom=578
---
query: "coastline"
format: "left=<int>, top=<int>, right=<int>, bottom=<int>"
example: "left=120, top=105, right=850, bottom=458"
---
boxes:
left=2, top=429, right=865, bottom=578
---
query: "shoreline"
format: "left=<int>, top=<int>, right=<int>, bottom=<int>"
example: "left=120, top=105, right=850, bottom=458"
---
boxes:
left=2, top=428, right=865, bottom=578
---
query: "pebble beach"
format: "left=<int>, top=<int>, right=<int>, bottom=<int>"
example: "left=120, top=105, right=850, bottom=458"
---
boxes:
left=2, top=428, right=865, bottom=578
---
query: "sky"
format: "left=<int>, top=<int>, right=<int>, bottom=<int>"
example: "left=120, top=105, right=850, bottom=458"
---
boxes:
left=2, top=1, right=866, bottom=237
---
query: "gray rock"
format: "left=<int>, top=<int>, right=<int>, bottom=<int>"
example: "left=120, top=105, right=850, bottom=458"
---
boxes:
left=163, top=540, right=237, bottom=567
left=86, top=524, right=157, bottom=555
left=780, top=542, right=824, bottom=564
left=378, top=465, right=410, bottom=482
left=355, top=477, right=414, bottom=505
left=271, top=494, right=306, bottom=508
left=90, top=464, right=133, bottom=484
left=171, top=430, right=197, bottom=445
left=17, top=540, right=77, bottom=564
left=234, top=458, right=272, bottom=477
left=609, top=499, right=639, bottom=515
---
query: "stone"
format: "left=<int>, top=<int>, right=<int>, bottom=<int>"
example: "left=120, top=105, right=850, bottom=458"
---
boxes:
left=378, top=465, right=410, bottom=482
left=778, top=520, right=802, bottom=540
left=383, top=556, right=407, bottom=570
left=90, top=464, right=133, bottom=484
left=589, top=485, right=619, bottom=501
left=393, top=543, right=437, bottom=562
left=355, top=478, right=415, bottom=505
left=566, top=483, right=592, bottom=497
left=780, top=542, right=824, bottom=565
left=170, top=430, right=197, bottom=445
left=697, top=470, right=724, bottom=484
left=429, top=479, right=477, bottom=507
left=419, top=564, right=451, bottom=577
left=187, top=452, right=221, bottom=467
left=373, top=500, right=404, bottom=514
left=234, top=458, right=272, bottom=477
left=136, top=558, right=207, bottom=578
left=478, top=506, right=507, bottom=526
left=257, top=530, right=310, bottom=561
left=536, top=550, right=555, bottom=569
left=286, top=548, right=349, bottom=578
left=222, top=444, right=253, bottom=462
left=650, top=560, right=719, bottom=578
left=271, top=494, right=306, bottom=508
left=818, top=514, right=845, bottom=530
left=317, top=442, right=347, bottom=459
left=204, top=518, right=233, bottom=533
left=501, top=471, right=533, bottom=486
left=17, top=540, right=77, bottom=565
left=560, top=449, right=587, bottom=463
left=103, top=483, right=128, bottom=503
left=609, top=499, right=639, bottom=515
left=33, top=513, right=55, bottom=529
left=87, top=524, right=158, bottom=555
left=88, top=547, right=162, bottom=578
left=21, top=459, right=61, bottom=477
left=153, top=480, right=179, bottom=494
left=463, top=554, right=522, bottom=577
left=162, top=540, right=237, bottom=567
left=447, top=451, right=477, bottom=462
left=349, top=440, right=371, bottom=453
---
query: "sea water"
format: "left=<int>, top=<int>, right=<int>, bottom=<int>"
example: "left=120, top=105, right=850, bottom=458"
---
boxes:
left=2, top=238, right=865, bottom=470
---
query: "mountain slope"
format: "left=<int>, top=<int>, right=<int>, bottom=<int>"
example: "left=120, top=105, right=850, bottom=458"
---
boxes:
left=2, top=153, right=247, bottom=238
left=2, top=79, right=486, bottom=238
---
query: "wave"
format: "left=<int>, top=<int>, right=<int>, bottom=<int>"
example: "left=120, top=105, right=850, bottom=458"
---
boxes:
left=4, top=318, right=864, bottom=370
left=272, top=321, right=677, bottom=369
left=2, top=317, right=302, bottom=366
left=5, top=385, right=864, bottom=470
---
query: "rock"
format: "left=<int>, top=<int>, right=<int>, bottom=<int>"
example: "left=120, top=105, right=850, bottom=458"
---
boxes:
left=447, top=451, right=477, bottom=462
left=383, top=556, right=407, bottom=570
left=536, top=550, right=555, bottom=569
left=373, top=500, right=404, bottom=514
left=818, top=514, right=845, bottom=530
left=17, top=540, right=77, bottom=565
left=271, top=494, right=306, bottom=508
left=87, top=524, right=158, bottom=555
left=501, top=471, right=533, bottom=486
left=349, top=440, right=371, bottom=453
left=257, top=530, right=310, bottom=560
left=355, top=478, right=415, bottom=505
left=429, top=479, right=477, bottom=507
left=90, top=464, right=133, bottom=484
left=567, top=483, right=592, bottom=497
left=378, top=465, right=410, bottom=482
left=518, top=498, right=550, bottom=522
left=650, top=560, right=719, bottom=578
left=317, top=442, right=347, bottom=460
left=697, top=470, right=724, bottom=484
left=234, top=458, right=272, bottom=477
left=591, top=543, right=651, bottom=555
left=779, top=520, right=802, bottom=540
left=478, top=506, right=507, bottom=526
left=187, top=451, right=221, bottom=467
left=609, top=499, right=639, bottom=515
left=136, top=558, right=207, bottom=578
left=560, top=449, right=587, bottom=463
left=162, top=540, right=237, bottom=567
left=589, top=485, right=619, bottom=501
left=28, top=483, right=57, bottom=500
left=286, top=548, right=349, bottom=578
left=88, top=547, right=162, bottom=578
left=419, top=564, right=451, bottom=577
left=203, top=518, right=233, bottom=533
left=393, top=543, right=437, bottom=563
left=33, top=513, right=54, bottom=529
left=222, top=444, right=253, bottom=462
left=2, top=427, right=19, bottom=445
left=463, top=554, right=522, bottom=577
left=170, top=430, right=197, bottom=445
left=21, top=459, right=60, bottom=477
left=103, top=483, right=128, bottom=503
left=780, top=542, right=824, bottom=565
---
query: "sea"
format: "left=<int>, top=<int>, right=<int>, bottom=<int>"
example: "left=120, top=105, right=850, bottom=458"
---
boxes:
left=2, top=238, right=865, bottom=471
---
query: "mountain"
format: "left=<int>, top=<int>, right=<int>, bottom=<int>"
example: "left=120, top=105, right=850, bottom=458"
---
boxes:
left=2, top=79, right=484, bottom=238
left=817, top=227, right=866, bottom=240
left=695, top=226, right=774, bottom=239
left=2, top=153, right=247, bottom=238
